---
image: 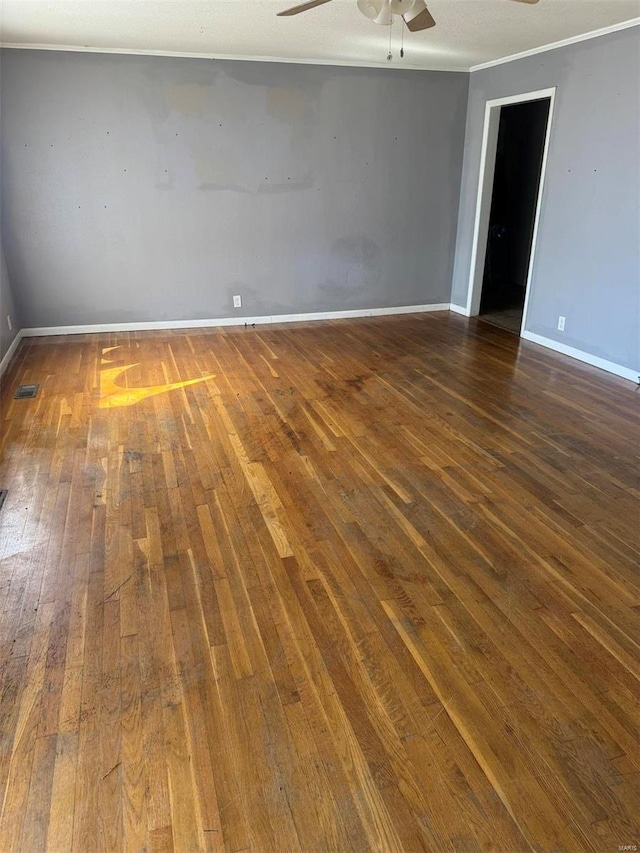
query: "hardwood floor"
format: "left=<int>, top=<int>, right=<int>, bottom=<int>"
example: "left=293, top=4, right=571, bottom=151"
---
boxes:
left=478, top=309, right=524, bottom=335
left=0, top=312, right=638, bottom=852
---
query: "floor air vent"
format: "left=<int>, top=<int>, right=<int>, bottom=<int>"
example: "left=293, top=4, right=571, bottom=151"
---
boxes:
left=0, top=491, right=7, bottom=512
left=14, top=384, right=39, bottom=399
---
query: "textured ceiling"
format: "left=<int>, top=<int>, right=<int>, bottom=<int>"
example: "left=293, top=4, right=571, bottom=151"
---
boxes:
left=1, top=0, right=639, bottom=71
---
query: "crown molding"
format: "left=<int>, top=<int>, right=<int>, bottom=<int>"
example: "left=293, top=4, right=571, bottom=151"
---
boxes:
left=0, top=42, right=468, bottom=73
left=470, top=17, right=640, bottom=72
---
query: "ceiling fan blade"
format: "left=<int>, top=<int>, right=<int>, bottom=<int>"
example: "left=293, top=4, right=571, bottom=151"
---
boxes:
left=403, top=3, right=436, bottom=31
left=277, top=0, right=335, bottom=16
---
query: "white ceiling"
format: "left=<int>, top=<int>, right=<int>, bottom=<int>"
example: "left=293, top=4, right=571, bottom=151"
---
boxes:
left=1, top=0, right=639, bottom=72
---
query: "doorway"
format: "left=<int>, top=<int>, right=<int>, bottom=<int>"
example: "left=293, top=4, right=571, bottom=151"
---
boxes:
left=480, top=99, right=550, bottom=332
left=464, top=88, right=556, bottom=334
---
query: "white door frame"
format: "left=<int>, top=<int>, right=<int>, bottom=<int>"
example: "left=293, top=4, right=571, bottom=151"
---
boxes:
left=463, top=87, right=556, bottom=333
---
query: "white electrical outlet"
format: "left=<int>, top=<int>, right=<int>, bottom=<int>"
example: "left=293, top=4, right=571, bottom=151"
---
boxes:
left=557, top=315, right=566, bottom=332
left=233, top=295, right=242, bottom=308
left=6, top=315, right=12, bottom=331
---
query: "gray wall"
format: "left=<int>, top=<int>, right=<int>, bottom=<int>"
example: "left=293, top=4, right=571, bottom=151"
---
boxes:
left=1, top=80, right=21, bottom=362
left=0, top=50, right=468, bottom=328
left=0, top=238, right=20, bottom=361
left=452, top=27, right=640, bottom=371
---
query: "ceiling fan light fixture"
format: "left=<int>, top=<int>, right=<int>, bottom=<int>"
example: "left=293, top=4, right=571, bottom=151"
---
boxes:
left=372, top=0, right=393, bottom=26
left=356, top=0, right=382, bottom=19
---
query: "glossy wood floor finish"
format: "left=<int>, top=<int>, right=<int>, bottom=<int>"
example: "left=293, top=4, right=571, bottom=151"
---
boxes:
left=0, top=313, right=638, bottom=853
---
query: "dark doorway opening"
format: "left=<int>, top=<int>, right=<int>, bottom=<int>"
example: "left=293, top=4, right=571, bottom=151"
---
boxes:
left=479, top=98, right=550, bottom=333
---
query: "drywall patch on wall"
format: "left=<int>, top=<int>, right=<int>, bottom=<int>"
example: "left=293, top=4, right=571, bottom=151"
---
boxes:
left=156, top=68, right=319, bottom=193
left=267, top=86, right=308, bottom=124
left=165, top=83, right=208, bottom=117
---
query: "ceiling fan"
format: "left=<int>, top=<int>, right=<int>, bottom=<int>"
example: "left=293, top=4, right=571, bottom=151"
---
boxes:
left=278, top=0, right=539, bottom=33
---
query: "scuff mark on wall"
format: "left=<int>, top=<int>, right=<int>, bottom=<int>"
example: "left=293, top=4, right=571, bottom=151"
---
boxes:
left=256, top=172, right=316, bottom=194
left=199, top=181, right=252, bottom=194
left=198, top=176, right=316, bottom=194
left=333, top=235, right=380, bottom=267
left=316, top=235, right=383, bottom=306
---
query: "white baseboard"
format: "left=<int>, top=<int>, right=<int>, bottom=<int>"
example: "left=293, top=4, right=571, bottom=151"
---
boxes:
left=449, top=303, right=470, bottom=316
left=22, top=303, right=451, bottom=337
left=7, top=313, right=637, bottom=386
left=521, top=330, right=639, bottom=383
left=0, top=330, right=24, bottom=379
